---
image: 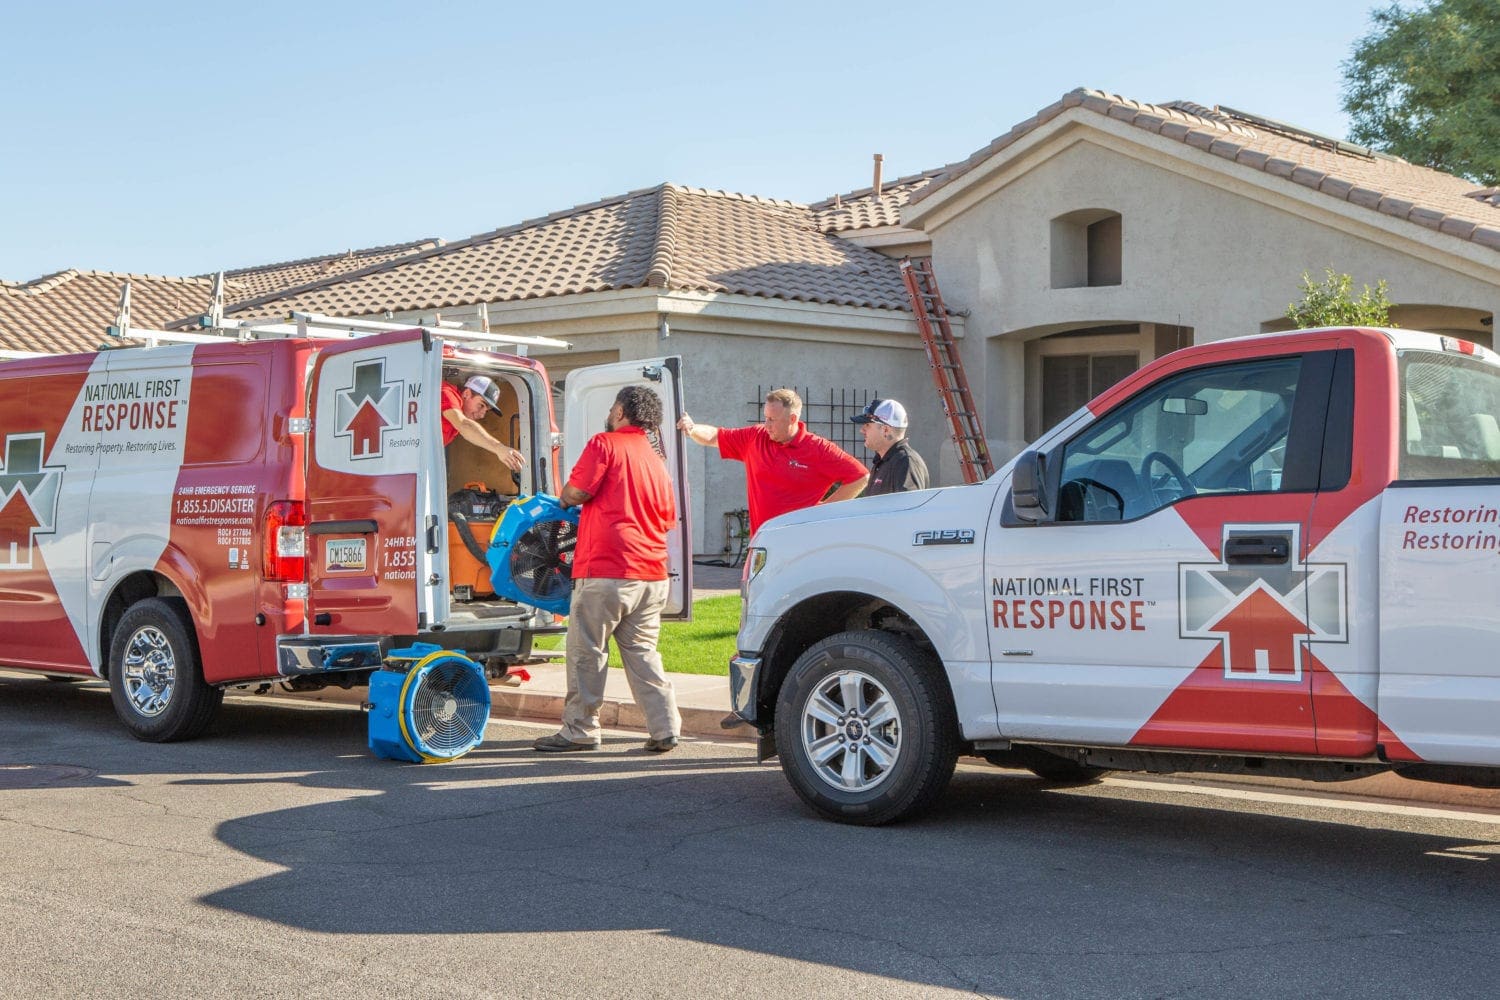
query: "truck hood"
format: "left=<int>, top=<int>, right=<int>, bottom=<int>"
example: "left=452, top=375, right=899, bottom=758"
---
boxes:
left=757, top=486, right=945, bottom=533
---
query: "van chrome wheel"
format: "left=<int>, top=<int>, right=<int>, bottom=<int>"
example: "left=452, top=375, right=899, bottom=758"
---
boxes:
left=108, top=597, right=222, bottom=742
left=122, top=625, right=176, bottom=717
left=800, top=668, right=903, bottom=792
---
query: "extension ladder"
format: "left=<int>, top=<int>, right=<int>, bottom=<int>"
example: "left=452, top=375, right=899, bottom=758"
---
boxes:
left=899, top=258, right=994, bottom=484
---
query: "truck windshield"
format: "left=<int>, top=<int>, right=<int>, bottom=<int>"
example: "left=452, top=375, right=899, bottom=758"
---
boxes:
left=1399, top=349, right=1500, bottom=481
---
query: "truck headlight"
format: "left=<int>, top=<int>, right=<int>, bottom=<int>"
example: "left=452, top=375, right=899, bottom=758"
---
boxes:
left=742, top=547, right=767, bottom=602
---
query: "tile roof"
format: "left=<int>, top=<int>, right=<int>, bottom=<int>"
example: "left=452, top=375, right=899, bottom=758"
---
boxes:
left=0, top=238, right=443, bottom=354
left=221, top=183, right=911, bottom=320
left=0, top=270, right=216, bottom=354
left=811, top=170, right=943, bottom=232
left=911, top=88, right=1500, bottom=253
left=214, top=238, right=442, bottom=299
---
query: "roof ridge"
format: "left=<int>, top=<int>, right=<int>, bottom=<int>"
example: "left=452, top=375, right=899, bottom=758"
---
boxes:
left=215, top=238, right=443, bottom=277
left=5, top=269, right=81, bottom=294
left=6, top=268, right=217, bottom=294
left=808, top=169, right=946, bottom=211
left=667, top=184, right=808, bottom=210
left=647, top=185, right=679, bottom=289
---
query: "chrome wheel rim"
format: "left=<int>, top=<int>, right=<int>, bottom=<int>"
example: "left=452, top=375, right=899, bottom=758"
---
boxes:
left=122, top=625, right=175, bottom=718
left=800, top=668, right=902, bottom=792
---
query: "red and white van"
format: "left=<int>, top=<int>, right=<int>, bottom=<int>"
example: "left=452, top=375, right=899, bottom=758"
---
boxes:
left=0, top=322, right=690, bottom=740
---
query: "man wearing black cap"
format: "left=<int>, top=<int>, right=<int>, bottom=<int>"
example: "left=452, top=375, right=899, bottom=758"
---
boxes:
left=441, top=374, right=524, bottom=472
left=851, top=398, right=929, bottom=496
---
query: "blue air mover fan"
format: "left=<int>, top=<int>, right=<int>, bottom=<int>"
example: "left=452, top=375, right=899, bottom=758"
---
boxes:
left=485, top=493, right=580, bottom=615
left=368, top=645, right=491, bottom=762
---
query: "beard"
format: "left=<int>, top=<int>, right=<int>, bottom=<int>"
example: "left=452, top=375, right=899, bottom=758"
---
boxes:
left=603, top=414, right=615, bottom=433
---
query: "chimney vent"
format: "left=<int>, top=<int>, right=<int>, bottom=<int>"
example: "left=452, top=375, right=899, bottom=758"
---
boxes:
left=873, top=153, right=884, bottom=197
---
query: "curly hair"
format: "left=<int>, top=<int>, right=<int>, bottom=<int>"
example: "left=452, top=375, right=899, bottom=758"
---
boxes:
left=614, top=385, right=663, bottom=432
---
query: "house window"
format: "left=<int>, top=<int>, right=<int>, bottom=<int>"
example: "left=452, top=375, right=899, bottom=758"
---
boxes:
left=1041, top=352, right=1138, bottom=432
left=1050, top=209, right=1122, bottom=289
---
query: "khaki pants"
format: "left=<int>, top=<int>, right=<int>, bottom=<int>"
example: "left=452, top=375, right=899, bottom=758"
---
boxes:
left=561, top=577, right=679, bottom=742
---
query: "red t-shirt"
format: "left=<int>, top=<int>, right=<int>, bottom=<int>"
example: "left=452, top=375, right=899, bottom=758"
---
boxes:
left=717, top=424, right=867, bottom=536
left=439, top=382, right=463, bottom=446
left=566, top=426, right=678, bottom=580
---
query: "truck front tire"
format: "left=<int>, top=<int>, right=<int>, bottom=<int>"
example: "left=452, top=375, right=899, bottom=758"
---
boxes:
left=775, top=629, right=958, bottom=825
left=108, top=598, right=222, bottom=742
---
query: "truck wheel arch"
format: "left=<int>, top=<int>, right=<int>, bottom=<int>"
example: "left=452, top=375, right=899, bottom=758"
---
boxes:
left=756, top=591, right=951, bottom=728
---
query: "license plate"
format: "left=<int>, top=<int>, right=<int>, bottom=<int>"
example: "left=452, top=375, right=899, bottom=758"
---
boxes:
left=325, top=537, right=367, bottom=572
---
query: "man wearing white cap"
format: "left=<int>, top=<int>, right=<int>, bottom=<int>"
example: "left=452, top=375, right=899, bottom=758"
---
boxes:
left=441, top=374, right=525, bottom=472
left=851, top=398, right=928, bottom=496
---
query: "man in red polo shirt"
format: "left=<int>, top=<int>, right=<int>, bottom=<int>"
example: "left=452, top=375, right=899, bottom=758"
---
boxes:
left=532, top=385, right=681, bottom=754
left=678, top=388, right=868, bottom=537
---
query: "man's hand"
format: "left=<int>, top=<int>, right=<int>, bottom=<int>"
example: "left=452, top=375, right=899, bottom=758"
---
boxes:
left=824, top=476, right=870, bottom=504
left=678, top=413, right=719, bottom=446
left=498, top=445, right=525, bottom=472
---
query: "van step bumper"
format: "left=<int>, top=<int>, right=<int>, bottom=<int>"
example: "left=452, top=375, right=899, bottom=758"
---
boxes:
left=277, top=637, right=390, bottom=676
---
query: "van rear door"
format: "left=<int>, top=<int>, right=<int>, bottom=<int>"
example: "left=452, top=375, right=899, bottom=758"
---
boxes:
left=563, top=357, right=693, bottom=620
left=305, top=329, right=446, bottom=635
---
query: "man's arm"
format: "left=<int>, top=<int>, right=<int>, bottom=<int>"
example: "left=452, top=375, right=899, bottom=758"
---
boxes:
left=823, top=476, right=870, bottom=504
left=676, top=413, right=719, bottom=446
left=559, top=484, right=592, bottom=509
left=444, top=406, right=525, bottom=471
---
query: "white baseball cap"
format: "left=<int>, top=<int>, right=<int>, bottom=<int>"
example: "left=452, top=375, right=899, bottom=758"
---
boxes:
left=851, top=398, right=908, bottom=428
left=464, top=375, right=503, bottom=414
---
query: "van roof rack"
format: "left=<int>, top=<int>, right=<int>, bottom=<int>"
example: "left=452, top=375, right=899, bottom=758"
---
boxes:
left=103, top=275, right=571, bottom=355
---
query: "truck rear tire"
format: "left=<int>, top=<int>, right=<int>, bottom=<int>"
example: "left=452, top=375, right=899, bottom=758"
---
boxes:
left=775, top=629, right=958, bottom=825
left=108, top=597, right=222, bottom=742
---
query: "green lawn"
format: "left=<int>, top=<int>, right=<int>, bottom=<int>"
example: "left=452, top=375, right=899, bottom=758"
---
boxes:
left=532, top=594, right=739, bottom=675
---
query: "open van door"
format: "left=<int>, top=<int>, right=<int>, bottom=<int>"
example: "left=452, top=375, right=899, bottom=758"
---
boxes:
left=563, top=357, right=693, bottom=620
left=305, top=329, right=447, bottom=636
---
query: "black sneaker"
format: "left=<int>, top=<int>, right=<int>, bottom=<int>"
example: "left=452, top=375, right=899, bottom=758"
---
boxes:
left=642, top=736, right=679, bottom=753
left=533, top=733, right=600, bottom=752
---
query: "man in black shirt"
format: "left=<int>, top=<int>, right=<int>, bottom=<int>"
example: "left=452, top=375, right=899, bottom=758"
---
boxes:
left=851, top=398, right=930, bottom=496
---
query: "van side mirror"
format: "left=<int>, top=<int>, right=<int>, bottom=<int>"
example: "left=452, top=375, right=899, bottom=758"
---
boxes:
left=1011, top=450, right=1050, bottom=522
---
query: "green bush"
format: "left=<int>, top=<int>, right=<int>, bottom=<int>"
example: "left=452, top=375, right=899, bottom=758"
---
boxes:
left=1286, top=268, right=1394, bottom=329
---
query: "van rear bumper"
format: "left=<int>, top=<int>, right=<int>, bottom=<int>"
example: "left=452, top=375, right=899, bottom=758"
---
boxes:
left=277, top=637, right=390, bottom=676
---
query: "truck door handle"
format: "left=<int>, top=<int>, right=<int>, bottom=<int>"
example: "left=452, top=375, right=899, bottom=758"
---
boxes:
left=1224, top=535, right=1290, bottom=564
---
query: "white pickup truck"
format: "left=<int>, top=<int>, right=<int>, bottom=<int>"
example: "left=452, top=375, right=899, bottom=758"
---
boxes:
left=731, top=327, right=1500, bottom=824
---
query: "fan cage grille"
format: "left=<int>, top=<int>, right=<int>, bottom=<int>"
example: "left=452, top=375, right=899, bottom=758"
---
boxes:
left=406, top=659, right=491, bottom=756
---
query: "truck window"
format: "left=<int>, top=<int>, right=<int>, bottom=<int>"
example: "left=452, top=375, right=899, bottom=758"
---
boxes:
left=1399, top=350, right=1500, bottom=481
left=1055, top=356, right=1302, bottom=522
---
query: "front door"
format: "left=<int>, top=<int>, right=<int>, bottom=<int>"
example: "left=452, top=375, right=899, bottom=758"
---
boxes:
left=305, top=329, right=445, bottom=635
left=988, top=349, right=1343, bottom=753
left=563, top=357, right=693, bottom=619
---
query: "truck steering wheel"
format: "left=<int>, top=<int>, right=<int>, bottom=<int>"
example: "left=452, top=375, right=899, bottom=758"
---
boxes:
left=1140, top=451, right=1195, bottom=506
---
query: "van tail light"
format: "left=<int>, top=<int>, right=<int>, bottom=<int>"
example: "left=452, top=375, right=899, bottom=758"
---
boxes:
left=263, top=500, right=307, bottom=582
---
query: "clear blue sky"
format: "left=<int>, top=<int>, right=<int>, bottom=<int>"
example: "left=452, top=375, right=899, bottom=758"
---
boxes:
left=3, top=0, right=1381, bottom=281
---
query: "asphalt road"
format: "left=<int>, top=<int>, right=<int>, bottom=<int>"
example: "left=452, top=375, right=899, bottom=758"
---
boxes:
left=2, top=673, right=1499, bottom=999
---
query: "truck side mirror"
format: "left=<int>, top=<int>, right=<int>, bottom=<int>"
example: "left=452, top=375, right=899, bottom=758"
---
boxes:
left=1011, top=450, right=1050, bottom=522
